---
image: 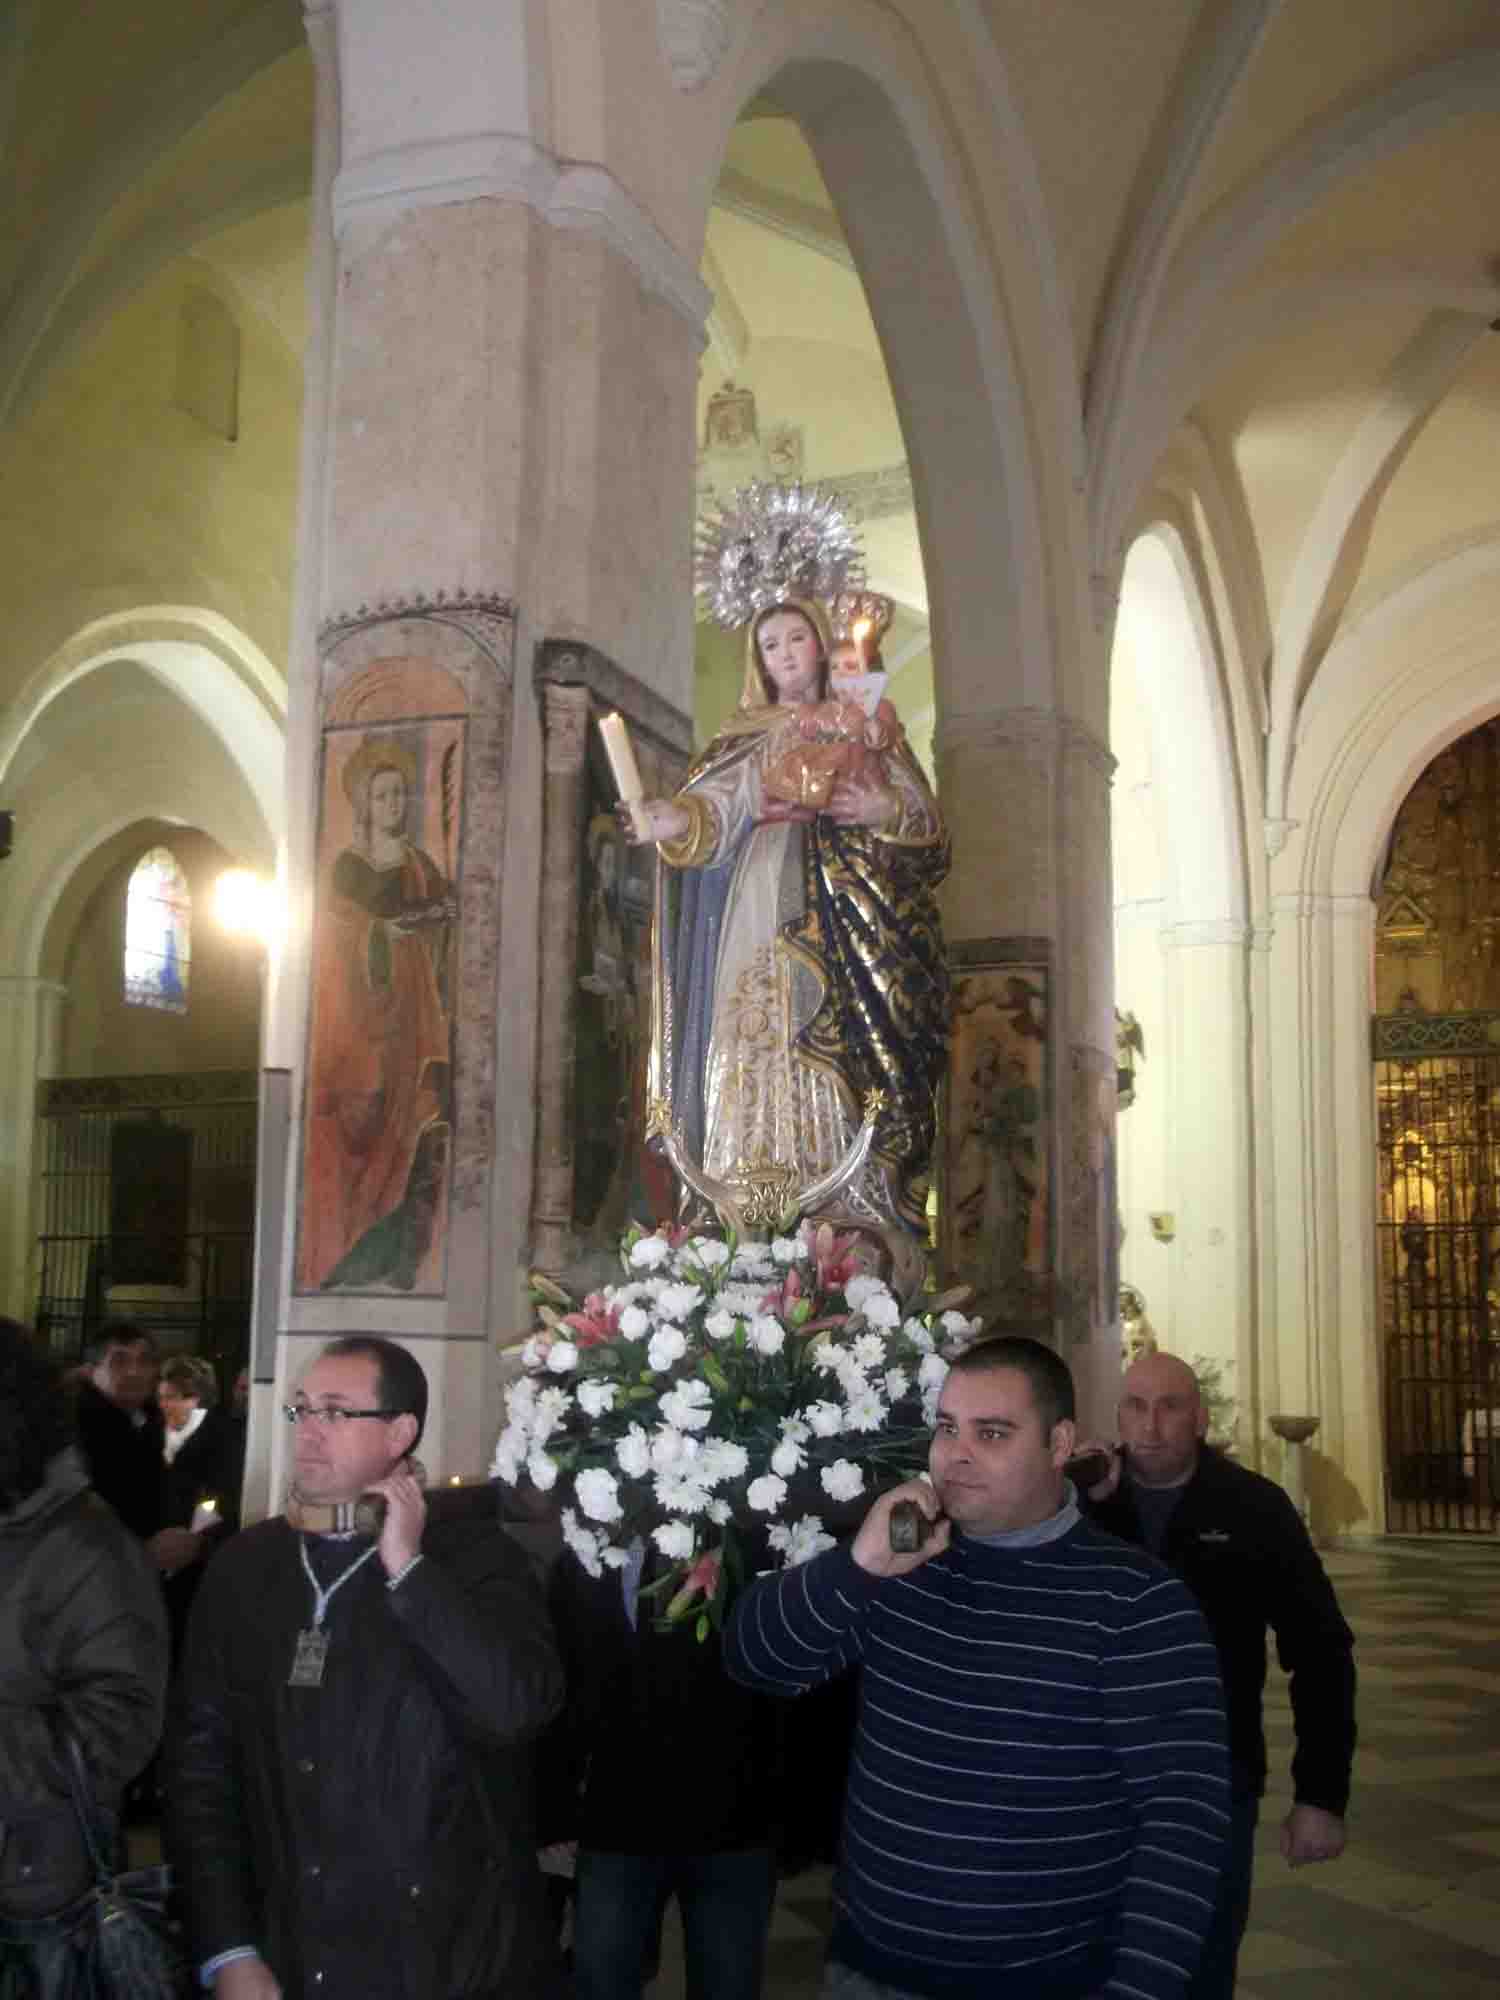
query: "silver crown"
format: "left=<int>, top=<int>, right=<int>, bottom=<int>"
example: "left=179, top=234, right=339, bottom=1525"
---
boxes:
left=693, top=481, right=868, bottom=629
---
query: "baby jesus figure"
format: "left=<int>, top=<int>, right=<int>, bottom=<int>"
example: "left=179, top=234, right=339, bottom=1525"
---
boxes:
left=762, top=639, right=905, bottom=811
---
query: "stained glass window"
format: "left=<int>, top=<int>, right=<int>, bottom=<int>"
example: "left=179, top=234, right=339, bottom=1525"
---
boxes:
left=124, top=846, right=191, bottom=1013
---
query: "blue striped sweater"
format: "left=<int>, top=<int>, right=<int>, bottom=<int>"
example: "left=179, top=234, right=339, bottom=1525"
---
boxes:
left=726, top=1522, right=1229, bottom=2000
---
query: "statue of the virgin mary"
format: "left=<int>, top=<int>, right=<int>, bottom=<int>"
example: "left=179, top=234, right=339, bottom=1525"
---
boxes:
left=621, top=484, right=950, bottom=1288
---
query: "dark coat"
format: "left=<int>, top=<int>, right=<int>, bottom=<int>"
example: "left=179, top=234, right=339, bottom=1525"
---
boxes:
left=161, top=1408, right=243, bottom=1536
left=1086, top=1447, right=1356, bottom=1812
left=73, top=1381, right=165, bottom=1542
left=539, top=1549, right=854, bottom=1870
left=161, top=1407, right=245, bottom=1654
left=539, top=1550, right=780, bottom=1857
left=0, top=1452, right=168, bottom=1917
left=165, top=1505, right=567, bottom=2000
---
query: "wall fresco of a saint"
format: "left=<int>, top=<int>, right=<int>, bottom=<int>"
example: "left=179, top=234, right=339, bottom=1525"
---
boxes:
left=296, top=681, right=465, bottom=1295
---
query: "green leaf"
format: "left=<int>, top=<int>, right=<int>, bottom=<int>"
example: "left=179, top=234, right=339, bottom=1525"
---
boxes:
left=702, top=1354, right=731, bottom=1394
left=695, top=1611, right=710, bottom=1642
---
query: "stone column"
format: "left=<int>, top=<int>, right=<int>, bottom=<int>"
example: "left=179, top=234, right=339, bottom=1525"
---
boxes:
left=937, top=705, right=1119, bottom=1430
left=0, top=975, right=65, bottom=1321
left=262, top=0, right=707, bottom=1499
left=532, top=683, right=592, bottom=1275
left=1159, top=923, right=1254, bottom=1424
left=1265, top=889, right=1383, bottom=1528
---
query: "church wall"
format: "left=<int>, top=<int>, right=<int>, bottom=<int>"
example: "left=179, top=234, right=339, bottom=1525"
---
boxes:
left=54, top=824, right=261, bottom=1080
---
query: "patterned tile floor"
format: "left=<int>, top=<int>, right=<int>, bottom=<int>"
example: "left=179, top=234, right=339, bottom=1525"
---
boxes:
left=651, top=1538, right=1500, bottom=1997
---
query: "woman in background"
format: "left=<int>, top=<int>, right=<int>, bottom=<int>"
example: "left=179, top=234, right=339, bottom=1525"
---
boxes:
left=0, top=1319, right=167, bottom=1939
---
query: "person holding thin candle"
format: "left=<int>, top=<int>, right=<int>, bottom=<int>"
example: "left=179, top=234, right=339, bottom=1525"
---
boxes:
left=624, top=595, right=949, bottom=1281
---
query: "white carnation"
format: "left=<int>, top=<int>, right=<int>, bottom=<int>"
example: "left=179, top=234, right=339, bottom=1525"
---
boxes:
left=707, top=1498, right=731, bottom=1525
left=767, top=1514, right=837, bottom=1566
left=903, top=1317, right=935, bottom=1354
left=630, top=1234, right=673, bottom=1269
left=661, top=1378, right=714, bottom=1431
left=527, top=1448, right=559, bottom=1491
left=803, top=1400, right=844, bottom=1438
left=770, top=1236, right=802, bottom=1265
left=561, top=1509, right=603, bottom=1578
left=771, top=1437, right=805, bottom=1478
left=918, top=1353, right=950, bottom=1391
left=749, top=1315, right=786, bottom=1357
left=820, top=1458, right=866, bottom=1503
left=884, top=1367, right=911, bottom=1402
left=690, top=1237, right=731, bottom=1269
left=615, top=1424, right=651, bottom=1478
left=577, top=1379, right=617, bottom=1418
left=746, top=1473, right=788, bottom=1514
left=851, top=1332, right=886, bottom=1371
left=656, top=1282, right=705, bottom=1322
left=545, top=1339, right=579, bottom=1375
left=704, top=1308, right=738, bottom=1342
left=863, top=1291, right=901, bottom=1330
left=531, top=1386, right=572, bottom=1445
left=575, top=1467, right=623, bottom=1524
left=489, top=1426, right=525, bottom=1483
left=843, top=1274, right=884, bottom=1310
left=647, top=1324, right=688, bottom=1372
left=652, top=1520, right=696, bottom=1561
left=505, top=1376, right=538, bottom=1424
left=650, top=1425, right=691, bottom=1472
left=655, top=1472, right=712, bottom=1515
left=618, top=1304, right=651, bottom=1341
left=698, top=1437, right=748, bottom=1484
left=942, top=1309, right=981, bottom=1338
left=842, top=1386, right=887, bottom=1434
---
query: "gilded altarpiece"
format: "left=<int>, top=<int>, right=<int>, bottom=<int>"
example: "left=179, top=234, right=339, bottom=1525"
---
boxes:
left=532, top=643, right=693, bottom=1280
left=941, top=941, right=1053, bottom=1333
left=1374, top=715, right=1500, bottom=1530
left=296, top=599, right=514, bottom=1299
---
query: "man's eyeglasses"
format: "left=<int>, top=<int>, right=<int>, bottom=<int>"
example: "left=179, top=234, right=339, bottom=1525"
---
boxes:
left=282, top=1403, right=397, bottom=1428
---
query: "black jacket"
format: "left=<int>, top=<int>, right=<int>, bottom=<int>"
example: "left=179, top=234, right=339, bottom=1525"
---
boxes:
left=165, top=1501, right=566, bottom=1999
left=539, top=1549, right=854, bottom=1869
left=1086, top=1449, right=1356, bottom=1813
left=73, top=1381, right=165, bottom=1542
left=0, top=1452, right=168, bottom=1917
left=161, top=1407, right=245, bottom=1653
left=540, top=1550, right=780, bottom=1856
left=161, top=1407, right=243, bottom=1536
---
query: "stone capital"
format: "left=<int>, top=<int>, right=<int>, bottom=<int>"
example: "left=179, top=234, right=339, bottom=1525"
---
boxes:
left=332, top=135, right=712, bottom=334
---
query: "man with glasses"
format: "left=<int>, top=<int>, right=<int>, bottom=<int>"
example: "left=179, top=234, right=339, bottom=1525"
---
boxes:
left=166, top=1335, right=565, bottom=1999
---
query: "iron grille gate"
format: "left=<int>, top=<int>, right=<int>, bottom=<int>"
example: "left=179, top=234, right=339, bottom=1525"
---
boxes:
left=32, top=1071, right=257, bottom=1381
left=1374, top=1012, right=1500, bottom=1532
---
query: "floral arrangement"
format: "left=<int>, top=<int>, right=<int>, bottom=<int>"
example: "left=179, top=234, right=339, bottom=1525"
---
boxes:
left=491, top=1220, right=980, bottom=1636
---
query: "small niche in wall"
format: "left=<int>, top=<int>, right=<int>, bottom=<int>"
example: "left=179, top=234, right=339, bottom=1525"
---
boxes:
left=174, top=287, right=240, bottom=442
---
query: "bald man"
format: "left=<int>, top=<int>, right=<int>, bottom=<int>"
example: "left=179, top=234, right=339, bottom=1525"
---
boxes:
left=1081, top=1352, right=1356, bottom=2000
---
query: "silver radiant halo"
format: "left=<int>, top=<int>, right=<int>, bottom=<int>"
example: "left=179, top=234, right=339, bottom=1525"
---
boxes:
left=693, top=481, right=868, bottom=630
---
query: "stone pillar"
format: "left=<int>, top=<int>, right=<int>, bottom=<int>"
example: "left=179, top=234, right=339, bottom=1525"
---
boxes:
left=532, top=682, right=591, bottom=1274
left=0, top=975, right=65, bottom=1320
left=937, top=705, right=1119, bottom=1430
left=1265, top=889, right=1383, bottom=1528
left=1159, top=924, right=1254, bottom=1425
left=262, top=0, right=707, bottom=1500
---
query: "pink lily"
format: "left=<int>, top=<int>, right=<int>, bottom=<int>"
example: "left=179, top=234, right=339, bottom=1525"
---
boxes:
left=666, top=1548, right=723, bottom=1621
left=562, top=1291, right=621, bottom=1347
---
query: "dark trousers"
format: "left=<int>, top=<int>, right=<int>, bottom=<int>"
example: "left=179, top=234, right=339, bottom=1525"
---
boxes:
left=1189, top=1792, right=1259, bottom=1999
left=573, top=1846, right=777, bottom=2000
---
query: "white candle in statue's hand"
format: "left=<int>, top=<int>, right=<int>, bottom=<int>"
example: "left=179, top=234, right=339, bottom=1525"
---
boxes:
left=597, top=711, right=652, bottom=840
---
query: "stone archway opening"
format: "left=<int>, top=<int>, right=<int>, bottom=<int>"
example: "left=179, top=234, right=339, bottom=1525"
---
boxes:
left=1373, top=714, right=1500, bottom=1533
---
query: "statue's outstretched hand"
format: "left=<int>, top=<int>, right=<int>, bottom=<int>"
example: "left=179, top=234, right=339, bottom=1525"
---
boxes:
left=618, top=800, right=690, bottom=844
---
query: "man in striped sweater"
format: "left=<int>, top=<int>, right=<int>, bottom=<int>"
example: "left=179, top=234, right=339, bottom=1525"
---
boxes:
left=725, top=1336, right=1229, bottom=2000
